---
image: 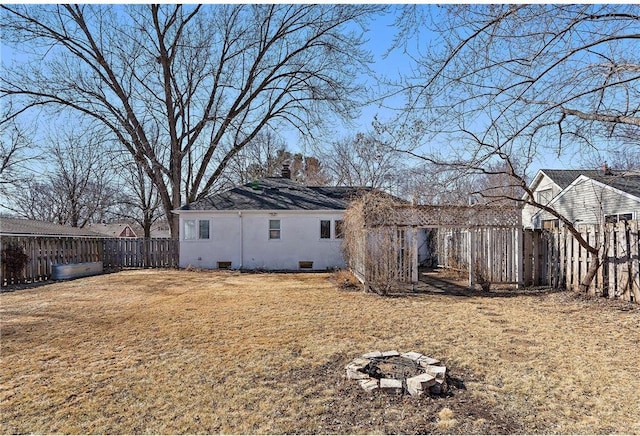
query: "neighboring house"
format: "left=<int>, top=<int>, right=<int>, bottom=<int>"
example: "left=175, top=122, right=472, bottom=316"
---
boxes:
left=89, top=221, right=172, bottom=238
left=88, top=223, right=139, bottom=238
left=149, top=222, right=171, bottom=239
left=523, top=168, right=640, bottom=229
left=174, top=168, right=372, bottom=271
left=0, top=216, right=104, bottom=237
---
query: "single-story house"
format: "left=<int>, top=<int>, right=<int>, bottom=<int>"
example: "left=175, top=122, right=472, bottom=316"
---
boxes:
left=522, top=167, right=640, bottom=229
left=174, top=167, right=372, bottom=271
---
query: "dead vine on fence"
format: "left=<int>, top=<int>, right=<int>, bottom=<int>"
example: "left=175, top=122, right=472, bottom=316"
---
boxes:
left=342, top=192, right=413, bottom=295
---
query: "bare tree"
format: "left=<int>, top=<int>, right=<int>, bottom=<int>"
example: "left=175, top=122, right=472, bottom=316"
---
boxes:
left=293, top=155, right=331, bottom=186
left=225, top=130, right=290, bottom=185
left=0, top=105, right=38, bottom=197
left=110, top=155, right=164, bottom=238
left=393, top=4, right=640, bottom=292
left=7, top=127, right=116, bottom=227
left=321, top=131, right=405, bottom=190
left=1, top=4, right=383, bottom=237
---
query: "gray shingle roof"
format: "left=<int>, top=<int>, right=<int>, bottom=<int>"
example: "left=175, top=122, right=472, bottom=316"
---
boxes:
left=0, top=217, right=104, bottom=237
left=589, top=173, right=640, bottom=199
left=180, top=177, right=375, bottom=211
left=541, top=169, right=640, bottom=199
left=541, top=169, right=604, bottom=189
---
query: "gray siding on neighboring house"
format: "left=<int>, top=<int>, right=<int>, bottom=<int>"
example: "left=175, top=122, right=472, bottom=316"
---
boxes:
left=536, top=177, right=640, bottom=225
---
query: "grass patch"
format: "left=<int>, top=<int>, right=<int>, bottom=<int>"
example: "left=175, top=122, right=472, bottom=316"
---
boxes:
left=1, top=270, right=639, bottom=434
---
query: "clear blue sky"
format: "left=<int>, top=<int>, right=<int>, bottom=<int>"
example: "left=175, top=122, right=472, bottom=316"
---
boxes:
left=2, top=4, right=582, bottom=183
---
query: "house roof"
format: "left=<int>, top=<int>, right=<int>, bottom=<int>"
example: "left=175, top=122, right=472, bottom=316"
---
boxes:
left=588, top=173, right=640, bottom=200
left=87, top=223, right=138, bottom=238
left=0, top=217, right=104, bottom=237
left=538, top=169, right=604, bottom=189
left=179, top=177, right=375, bottom=211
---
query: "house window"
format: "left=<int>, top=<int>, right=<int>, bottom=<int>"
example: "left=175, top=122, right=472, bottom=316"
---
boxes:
left=184, top=219, right=209, bottom=240
left=320, top=220, right=331, bottom=239
left=184, top=220, right=196, bottom=240
left=269, top=219, right=281, bottom=239
left=199, top=220, right=210, bottom=239
left=605, top=213, right=633, bottom=223
left=335, top=220, right=344, bottom=239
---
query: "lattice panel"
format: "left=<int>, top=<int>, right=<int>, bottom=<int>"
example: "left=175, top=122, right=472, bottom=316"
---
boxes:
left=364, top=204, right=521, bottom=228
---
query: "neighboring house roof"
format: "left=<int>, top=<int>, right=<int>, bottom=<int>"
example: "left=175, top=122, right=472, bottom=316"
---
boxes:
left=180, top=177, right=376, bottom=211
left=0, top=217, right=104, bottom=237
left=588, top=173, right=640, bottom=199
left=536, top=169, right=604, bottom=190
left=88, top=223, right=138, bottom=238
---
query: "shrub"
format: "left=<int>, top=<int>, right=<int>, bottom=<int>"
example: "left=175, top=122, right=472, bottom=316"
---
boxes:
left=1, top=243, right=30, bottom=277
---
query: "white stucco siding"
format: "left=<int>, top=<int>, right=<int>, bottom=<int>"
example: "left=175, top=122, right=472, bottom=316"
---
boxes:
left=178, top=210, right=346, bottom=270
left=536, top=178, right=640, bottom=225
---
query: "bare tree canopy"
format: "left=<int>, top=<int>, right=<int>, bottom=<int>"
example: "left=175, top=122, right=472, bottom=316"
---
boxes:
left=321, top=131, right=405, bottom=190
left=398, top=4, right=640, bottom=163
left=0, top=103, right=38, bottom=195
left=6, top=126, right=116, bottom=227
left=1, top=4, right=383, bottom=236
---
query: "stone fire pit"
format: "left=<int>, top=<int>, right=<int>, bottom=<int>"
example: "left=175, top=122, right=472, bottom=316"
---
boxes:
left=345, top=350, right=446, bottom=396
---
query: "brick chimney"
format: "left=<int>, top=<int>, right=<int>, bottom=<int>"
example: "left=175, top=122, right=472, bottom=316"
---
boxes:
left=602, top=162, right=613, bottom=176
left=281, top=163, right=291, bottom=179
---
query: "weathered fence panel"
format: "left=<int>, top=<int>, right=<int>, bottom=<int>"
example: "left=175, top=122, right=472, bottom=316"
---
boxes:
left=102, top=238, right=178, bottom=269
left=524, top=220, right=640, bottom=303
left=1, top=237, right=178, bottom=287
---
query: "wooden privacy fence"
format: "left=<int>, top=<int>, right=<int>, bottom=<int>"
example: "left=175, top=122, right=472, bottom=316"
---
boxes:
left=1, top=236, right=178, bottom=287
left=523, top=220, right=640, bottom=303
left=103, top=238, right=178, bottom=269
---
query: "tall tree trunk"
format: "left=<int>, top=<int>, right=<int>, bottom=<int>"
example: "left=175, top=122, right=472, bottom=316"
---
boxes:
left=578, top=256, right=601, bottom=294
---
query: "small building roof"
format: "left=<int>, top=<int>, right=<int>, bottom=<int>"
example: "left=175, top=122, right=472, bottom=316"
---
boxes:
left=0, top=217, right=104, bottom=237
left=180, top=177, right=375, bottom=211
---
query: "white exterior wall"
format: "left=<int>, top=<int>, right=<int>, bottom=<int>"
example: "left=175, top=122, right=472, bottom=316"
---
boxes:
left=178, top=210, right=346, bottom=270
left=522, top=174, right=562, bottom=229
left=536, top=178, right=640, bottom=226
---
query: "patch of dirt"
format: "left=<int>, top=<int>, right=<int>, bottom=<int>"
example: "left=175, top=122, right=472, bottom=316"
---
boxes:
left=283, top=353, right=524, bottom=435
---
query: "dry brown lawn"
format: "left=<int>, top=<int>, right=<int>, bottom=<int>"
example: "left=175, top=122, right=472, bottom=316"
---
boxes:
left=1, top=270, right=639, bottom=434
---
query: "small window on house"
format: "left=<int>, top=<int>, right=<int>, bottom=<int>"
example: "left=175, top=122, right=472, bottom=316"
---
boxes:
left=269, top=219, right=281, bottom=239
left=184, top=220, right=196, bottom=240
left=606, top=213, right=633, bottom=223
left=320, top=220, right=331, bottom=239
left=542, top=219, right=559, bottom=230
left=199, top=220, right=210, bottom=239
left=335, top=220, right=344, bottom=239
